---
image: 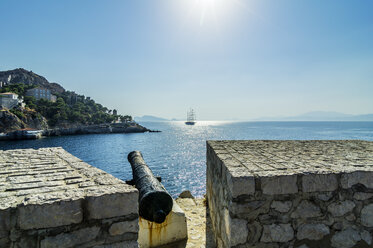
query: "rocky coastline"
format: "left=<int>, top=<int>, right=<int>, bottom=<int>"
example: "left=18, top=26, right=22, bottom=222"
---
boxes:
left=0, top=122, right=154, bottom=141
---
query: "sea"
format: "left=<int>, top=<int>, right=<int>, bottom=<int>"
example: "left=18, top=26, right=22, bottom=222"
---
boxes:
left=1, top=121, right=373, bottom=197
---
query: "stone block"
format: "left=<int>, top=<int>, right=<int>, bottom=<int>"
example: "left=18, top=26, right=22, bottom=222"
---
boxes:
left=261, top=175, right=298, bottom=195
left=317, top=192, right=334, bottom=201
left=327, top=200, right=355, bottom=217
left=93, top=241, right=138, bottom=248
left=341, top=171, right=373, bottom=189
left=230, top=200, right=268, bottom=216
left=0, top=237, right=10, bottom=248
left=109, top=219, right=139, bottom=236
left=226, top=169, right=255, bottom=198
left=360, top=230, right=372, bottom=245
left=0, top=209, right=10, bottom=238
left=230, top=218, right=248, bottom=246
left=18, top=199, right=83, bottom=230
left=297, top=224, right=330, bottom=240
left=361, top=203, right=373, bottom=227
left=247, top=221, right=263, bottom=244
left=270, top=201, right=292, bottom=213
left=86, top=186, right=138, bottom=219
left=291, top=200, right=321, bottom=219
left=261, top=224, right=294, bottom=243
left=40, top=226, right=100, bottom=248
left=331, top=227, right=361, bottom=248
left=353, top=192, right=373, bottom=201
left=302, top=173, right=338, bottom=192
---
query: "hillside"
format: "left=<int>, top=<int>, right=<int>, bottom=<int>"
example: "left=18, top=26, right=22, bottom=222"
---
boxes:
left=0, top=68, right=65, bottom=94
left=0, top=69, right=133, bottom=132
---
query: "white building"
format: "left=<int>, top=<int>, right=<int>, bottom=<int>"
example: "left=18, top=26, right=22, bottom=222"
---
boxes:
left=26, top=87, right=56, bottom=102
left=0, top=92, right=21, bottom=109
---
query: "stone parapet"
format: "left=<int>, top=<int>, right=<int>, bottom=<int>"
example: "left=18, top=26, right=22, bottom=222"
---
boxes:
left=207, top=140, right=373, bottom=248
left=0, top=147, right=139, bottom=248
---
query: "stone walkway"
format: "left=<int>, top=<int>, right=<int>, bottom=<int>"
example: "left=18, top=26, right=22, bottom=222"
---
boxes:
left=176, top=197, right=216, bottom=248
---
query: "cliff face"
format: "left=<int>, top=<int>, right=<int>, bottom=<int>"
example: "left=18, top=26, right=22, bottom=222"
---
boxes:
left=0, top=107, right=48, bottom=133
left=0, top=110, right=23, bottom=132
left=0, top=68, right=65, bottom=94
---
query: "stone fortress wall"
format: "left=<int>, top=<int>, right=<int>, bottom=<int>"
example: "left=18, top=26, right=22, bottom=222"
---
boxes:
left=0, top=148, right=139, bottom=248
left=207, top=140, right=373, bottom=248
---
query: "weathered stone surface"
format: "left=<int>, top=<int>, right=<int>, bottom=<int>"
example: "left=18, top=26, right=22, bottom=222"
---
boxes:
left=0, top=209, right=10, bottom=237
left=230, top=218, right=248, bottom=246
left=0, top=237, right=10, bottom=248
left=360, top=230, right=372, bottom=245
left=354, top=192, right=373, bottom=201
left=327, top=200, right=355, bottom=217
left=227, top=171, right=255, bottom=197
left=297, top=245, right=309, bottom=248
left=86, top=187, right=138, bottom=219
left=261, top=175, right=298, bottom=195
left=270, top=201, right=292, bottom=213
left=318, top=192, right=334, bottom=201
left=261, top=224, right=294, bottom=243
left=40, top=226, right=100, bottom=248
left=341, top=171, right=373, bottom=189
left=247, top=221, right=263, bottom=244
left=109, top=219, right=138, bottom=236
left=302, top=173, right=338, bottom=192
left=361, top=204, right=373, bottom=227
left=93, top=241, right=138, bottom=248
left=297, top=224, right=330, bottom=240
left=230, top=201, right=268, bottom=216
left=0, top=148, right=139, bottom=247
left=18, top=199, right=83, bottom=230
left=206, top=140, right=373, bottom=248
left=331, top=227, right=361, bottom=248
left=291, top=200, right=322, bottom=219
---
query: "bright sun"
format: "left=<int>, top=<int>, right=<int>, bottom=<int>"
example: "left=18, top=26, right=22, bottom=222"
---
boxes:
left=189, top=0, right=242, bottom=27
left=194, top=0, right=222, bottom=26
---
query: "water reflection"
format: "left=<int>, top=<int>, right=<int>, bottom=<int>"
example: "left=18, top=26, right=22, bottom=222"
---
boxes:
left=1, top=121, right=373, bottom=197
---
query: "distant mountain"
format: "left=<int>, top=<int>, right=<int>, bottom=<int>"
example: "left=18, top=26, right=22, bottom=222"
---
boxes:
left=134, top=115, right=169, bottom=122
left=255, top=111, right=373, bottom=121
left=0, top=68, right=65, bottom=94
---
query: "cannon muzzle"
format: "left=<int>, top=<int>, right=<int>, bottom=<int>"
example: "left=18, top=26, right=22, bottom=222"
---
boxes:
left=128, top=151, right=173, bottom=223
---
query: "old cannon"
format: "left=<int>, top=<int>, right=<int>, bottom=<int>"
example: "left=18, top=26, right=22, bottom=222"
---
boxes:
left=127, top=151, right=173, bottom=223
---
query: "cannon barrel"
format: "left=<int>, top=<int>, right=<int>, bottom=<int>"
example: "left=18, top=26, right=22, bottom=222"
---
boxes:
left=128, top=151, right=173, bottom=223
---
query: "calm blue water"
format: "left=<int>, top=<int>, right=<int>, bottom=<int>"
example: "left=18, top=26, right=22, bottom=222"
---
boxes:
left=1, top=121, right=373, bottom=197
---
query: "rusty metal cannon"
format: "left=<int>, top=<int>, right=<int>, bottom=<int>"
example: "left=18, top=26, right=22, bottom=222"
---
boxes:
left=127, top=151, right=173, bottom=223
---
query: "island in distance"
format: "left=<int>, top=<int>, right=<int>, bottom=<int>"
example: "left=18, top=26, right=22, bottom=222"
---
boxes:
left=135, top=115, right=170, bottom=122
left=0, top=68, right=150, bottom=140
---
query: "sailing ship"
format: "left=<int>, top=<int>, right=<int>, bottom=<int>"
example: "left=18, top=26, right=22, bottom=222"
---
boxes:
left=185, top=108, right=196, bottom=125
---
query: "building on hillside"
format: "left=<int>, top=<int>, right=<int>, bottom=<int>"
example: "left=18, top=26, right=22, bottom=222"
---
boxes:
left=0, top=92, right=22, bottom=109
left=25, top=87, right=57, bottom=102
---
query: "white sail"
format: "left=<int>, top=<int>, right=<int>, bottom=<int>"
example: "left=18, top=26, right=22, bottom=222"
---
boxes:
left=185, top=108, right=196, bottom=125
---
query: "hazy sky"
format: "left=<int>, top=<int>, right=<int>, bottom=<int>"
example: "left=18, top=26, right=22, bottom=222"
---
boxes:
left=1, top=0, right=372, bottom=120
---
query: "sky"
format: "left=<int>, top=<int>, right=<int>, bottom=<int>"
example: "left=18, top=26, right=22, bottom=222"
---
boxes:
left=0, top=0, right=372, bottom=120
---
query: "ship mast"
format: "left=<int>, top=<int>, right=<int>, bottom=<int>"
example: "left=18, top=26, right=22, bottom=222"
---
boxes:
left=187, top=109, right=195, bottom=122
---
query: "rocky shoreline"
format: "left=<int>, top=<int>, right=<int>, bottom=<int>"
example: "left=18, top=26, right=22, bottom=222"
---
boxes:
left=0, top=122, right=155, bottom=141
